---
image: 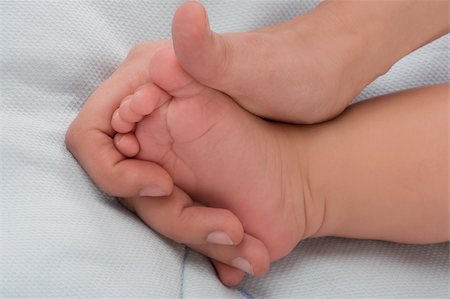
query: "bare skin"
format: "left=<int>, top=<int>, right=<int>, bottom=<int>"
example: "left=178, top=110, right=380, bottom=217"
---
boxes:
left=305, top=84, right=449, bottom=244
left=65, top=0, right=450, bottom=287
left=65, top=41, right=174, bottom=199
left=65, top=41, right=262, bottom=286
left=112, top=47, right=449, bottom=284
left=172, top=1, right=449, bottom=123
left=112, top=47, right=314, bottom=265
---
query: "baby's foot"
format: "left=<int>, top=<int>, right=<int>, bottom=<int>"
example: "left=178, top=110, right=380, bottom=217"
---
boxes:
left=171, top=1, right=381, bottom=123
left=111, top=48, right=325, bottom=269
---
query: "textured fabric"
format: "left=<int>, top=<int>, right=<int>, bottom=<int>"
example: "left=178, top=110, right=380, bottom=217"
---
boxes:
left=1, top=0, right=448, bottom=298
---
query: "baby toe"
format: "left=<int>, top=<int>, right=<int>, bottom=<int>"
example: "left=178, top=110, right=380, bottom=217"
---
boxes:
left=111, top=109, right=135, bottom=133
left=129, top=83, right=172, bottom=116
left=119, top=95, right=144, bottom=123
left=114, top=133, right=140, bottom=157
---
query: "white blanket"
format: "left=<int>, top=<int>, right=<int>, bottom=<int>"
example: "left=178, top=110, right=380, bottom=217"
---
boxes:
left=1, top=1, right=448, bottom=297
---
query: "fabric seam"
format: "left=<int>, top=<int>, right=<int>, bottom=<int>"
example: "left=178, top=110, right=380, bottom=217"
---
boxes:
left=180, top=246, right=188, bottom=299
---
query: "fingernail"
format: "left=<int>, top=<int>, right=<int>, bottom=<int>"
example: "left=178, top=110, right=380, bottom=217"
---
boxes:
left=139, top=186, right=167, bottom=197
left=206, top=231, right=233, bottom=245
left=231, top=257, right=254, bottom=275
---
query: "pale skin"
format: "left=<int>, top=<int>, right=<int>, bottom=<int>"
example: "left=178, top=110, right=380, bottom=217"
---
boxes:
left=65, top=0, right=450, bottom=287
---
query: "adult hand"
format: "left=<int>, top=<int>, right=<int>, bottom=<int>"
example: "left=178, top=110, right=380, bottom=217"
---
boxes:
left=65, top=41, right=269, bottom=286
left=66, top=41, right=174, bottom=198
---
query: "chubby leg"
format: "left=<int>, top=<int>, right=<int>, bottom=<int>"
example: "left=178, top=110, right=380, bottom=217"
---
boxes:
left=308, top=84, right=449, bottom=243
left=112, top=45, right=448, bottom=286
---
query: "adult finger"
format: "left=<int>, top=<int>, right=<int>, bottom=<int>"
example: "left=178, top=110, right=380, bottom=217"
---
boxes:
left=189, top=233, right=270, bottom=277
left=66, top=41, right=174, bottom=197
left=66, top=127, right=173, bottom=197
left=211, top=259, right=245, bottom=287
left=120, top=187, right=244, bottom=246
left=120, top=187, right=271, bottom=276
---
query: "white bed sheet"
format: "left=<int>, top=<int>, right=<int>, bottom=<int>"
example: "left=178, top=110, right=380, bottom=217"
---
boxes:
left=1, top=1, right=448, bottom=297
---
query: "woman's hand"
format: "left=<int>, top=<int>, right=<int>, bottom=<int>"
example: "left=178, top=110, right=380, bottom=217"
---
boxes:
left=65, top=41, right=269, bottom=286
left=66, top=41, right=174, bottom=198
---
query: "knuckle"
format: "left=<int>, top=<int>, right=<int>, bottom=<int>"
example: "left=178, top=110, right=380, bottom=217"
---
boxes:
left=65, top=125, right=125, bottom=197
left=171, top=232, right=185, bottom=244
left=96, top=178, right=116, bottom=196
left=158, top=214, right=185, bottom=244
left=118, top=197, right=135, bottom=213
left=126, top=43, right=150, bottom=61
left=97, top=168, right=124, bottom=196
left=64, top=123, right=81, bottom=153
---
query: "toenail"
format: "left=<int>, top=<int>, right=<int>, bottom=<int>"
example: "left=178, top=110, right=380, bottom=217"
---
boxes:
left=115, top=134, right=123, bottom=144
left=139, top=186, right=168, bottom=197
left=231, top=257, right=254, bottom=275
left=120, top=100, right=128, bottom=108
left=113, top=110, right=121, bottom=122
left=132, top=89, right=144, bottom=102
left=206, top=231, right=233, bottom=245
